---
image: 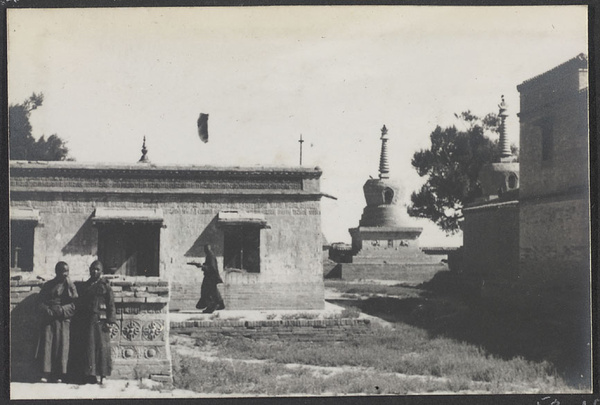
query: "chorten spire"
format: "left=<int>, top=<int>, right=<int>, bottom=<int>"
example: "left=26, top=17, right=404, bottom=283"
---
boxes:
left=498, top=95, right=512, bottom=161
left=378, top=125, right=390, bottom=179
left=138, top=136, right=150, bottom=163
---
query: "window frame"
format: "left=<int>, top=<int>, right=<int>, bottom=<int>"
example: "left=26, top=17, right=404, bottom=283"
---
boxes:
left=10, top=220, right=36, bottom=272
left=223, top=225, right=261, bottom=273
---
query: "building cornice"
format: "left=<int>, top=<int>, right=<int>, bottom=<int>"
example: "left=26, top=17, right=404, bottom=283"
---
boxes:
left=10, top=161, right=324, bottom=197
left=9, top=161, right=322, bottom=179
left=463, top=200, right=519, bottom=213
left=10, top=187, right=325, bottom=199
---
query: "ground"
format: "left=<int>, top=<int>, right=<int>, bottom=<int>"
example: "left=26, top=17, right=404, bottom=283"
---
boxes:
left=10, top=266, right=592, bottom=399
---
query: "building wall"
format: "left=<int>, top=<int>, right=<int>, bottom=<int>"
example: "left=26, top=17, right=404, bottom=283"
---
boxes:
left=517, top=54, right=590, bottom=288
left=518, top=91, right=589, bottom=199
left=164, top=198, right=324, bottom=310
left=519, top=196, right=590, bottom=288
left=462, top=201, right=519, bottom=280
left=10, top=163, right=324, bottom=311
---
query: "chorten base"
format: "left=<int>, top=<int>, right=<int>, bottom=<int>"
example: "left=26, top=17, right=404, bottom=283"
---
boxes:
left=349, top=226, right=441, bottom=264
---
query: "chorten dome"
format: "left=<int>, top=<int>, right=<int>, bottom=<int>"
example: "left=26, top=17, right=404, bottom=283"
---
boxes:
left=357, top=126, right=416, bottom=230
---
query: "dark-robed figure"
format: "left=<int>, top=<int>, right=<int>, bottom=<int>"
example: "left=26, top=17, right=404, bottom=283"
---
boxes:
left=73, top=260, right=116, bottom=384
left=36, top=261, right=78, bottom=383
left=195, top=244, right=225, bottom=313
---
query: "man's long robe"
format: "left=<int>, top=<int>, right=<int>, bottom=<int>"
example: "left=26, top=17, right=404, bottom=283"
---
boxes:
left=36, top=277, right=78, bottom=375
left=74, top=278, right=116, bottom=378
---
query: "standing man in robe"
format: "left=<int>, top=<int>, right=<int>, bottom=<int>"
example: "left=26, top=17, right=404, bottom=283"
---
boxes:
left=36, top=261, right=78, bottom=383
left=76, top=260, right=116, bottom=384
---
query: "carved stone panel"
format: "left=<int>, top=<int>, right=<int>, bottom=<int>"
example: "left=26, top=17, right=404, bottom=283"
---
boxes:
left=142, top=320, right=165, bottom=341
left=121, top=320, right=142, bottom=341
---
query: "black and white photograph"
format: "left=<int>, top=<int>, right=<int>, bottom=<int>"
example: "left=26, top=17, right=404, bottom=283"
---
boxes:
left=5, top=4, right=594, bottom=400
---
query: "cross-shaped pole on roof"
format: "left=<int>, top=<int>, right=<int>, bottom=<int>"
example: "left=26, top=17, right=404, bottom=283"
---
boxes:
left=299, top=134, right=304, bottom=166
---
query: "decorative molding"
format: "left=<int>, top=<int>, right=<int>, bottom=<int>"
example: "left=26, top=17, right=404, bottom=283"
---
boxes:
left=10, top=188, right=324, bottom=200
left=144, top=347, right=163, bottom=359
left=121, top=346, right=141, bottom=359
left=11, top=176, right=304, bottom=190
left=140, top=304, right=166, bottom=314
left=109, top=323, right=120, bottom=341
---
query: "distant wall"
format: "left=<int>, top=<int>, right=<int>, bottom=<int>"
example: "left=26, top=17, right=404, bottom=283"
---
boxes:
left=332, top=263, right=447, bottom=284
left=462, top=200, right=519, bottom=281
left=171, top=318, right=372, bottom=342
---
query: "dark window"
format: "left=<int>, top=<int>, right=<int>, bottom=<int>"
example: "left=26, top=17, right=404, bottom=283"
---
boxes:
left=541, top=123, right=553, bottom=162
left=11, top=220, right=35, bottom=271
left=97, top=223, right=160, bottom=276
left=507, top=173, right=518, bottom=189
left=224, top=226, right=260, bottom=273
left=383, top=188, right=394, bottom=204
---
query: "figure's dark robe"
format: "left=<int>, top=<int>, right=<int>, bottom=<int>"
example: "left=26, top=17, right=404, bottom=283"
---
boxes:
left=75, top=278, right=116, bottom=377
left=36, top=277, right=78, bottom=375
left=196, top=252, right=223, bottom=309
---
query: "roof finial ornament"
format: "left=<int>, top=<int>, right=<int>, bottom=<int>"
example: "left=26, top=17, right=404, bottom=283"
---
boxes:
left=498, top=95, right=512, bottom=161
left=381, top=125, right=388, bottom=136
left=138, top=136, right=150, bottom=163
left=379, top=125, right=390, bottom=179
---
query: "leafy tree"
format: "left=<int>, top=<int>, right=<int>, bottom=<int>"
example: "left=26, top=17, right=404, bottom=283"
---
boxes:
left=9, top=93, right=71, bottom=161
left=408, top=111, right=516, bottom=234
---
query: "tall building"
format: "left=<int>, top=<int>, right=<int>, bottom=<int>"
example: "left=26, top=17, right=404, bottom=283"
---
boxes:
left=517, top=53, right=590, bottom=289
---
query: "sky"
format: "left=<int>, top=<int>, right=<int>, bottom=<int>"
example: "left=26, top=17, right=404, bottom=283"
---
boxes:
left=7, top=6, right=588, bottom=245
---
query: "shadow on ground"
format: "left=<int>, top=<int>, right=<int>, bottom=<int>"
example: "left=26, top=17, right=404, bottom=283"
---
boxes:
left=327, top=272, right=591, bottom=389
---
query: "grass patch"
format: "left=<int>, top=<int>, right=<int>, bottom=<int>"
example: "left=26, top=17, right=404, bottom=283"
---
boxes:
left=176, top=323, right=568, bottom=393
left=350, top=290, right=590, bottom=388
left=172, top=350, right=492, bottom=396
